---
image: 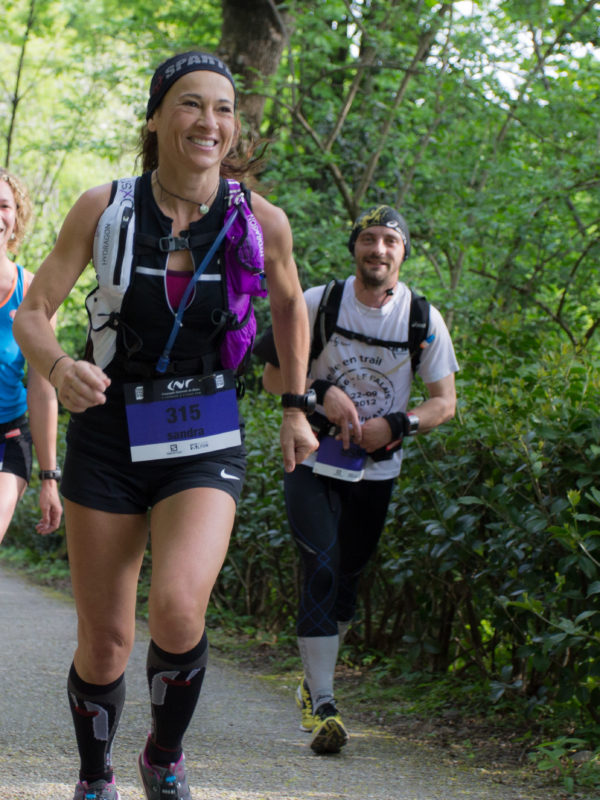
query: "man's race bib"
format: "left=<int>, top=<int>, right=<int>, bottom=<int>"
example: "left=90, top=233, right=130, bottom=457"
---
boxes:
left=124, top=372, right=240, bottom=462
left=313, top=436, right=366, bottom=482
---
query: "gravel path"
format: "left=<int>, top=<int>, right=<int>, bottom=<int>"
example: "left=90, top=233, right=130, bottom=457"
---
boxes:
left=0, top=564, right=556, bottom=800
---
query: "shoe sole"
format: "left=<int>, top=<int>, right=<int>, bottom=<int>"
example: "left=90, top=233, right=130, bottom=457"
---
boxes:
left=310, top=718, right=349, bottom=754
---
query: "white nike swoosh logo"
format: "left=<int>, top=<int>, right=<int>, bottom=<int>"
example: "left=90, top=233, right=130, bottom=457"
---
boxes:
left=220, top=468, right=240, bottom=481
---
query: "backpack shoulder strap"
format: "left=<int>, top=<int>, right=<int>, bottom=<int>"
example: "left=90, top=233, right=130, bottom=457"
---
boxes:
left=309, top=278, right=345, bottom=364
left=309, top=280, right=430, bottom=374
left=92, top=176, right=137, bottom=290
left=408, top=290, right=430, bottom=373
left=112, top=176, right=137, bottom=205
left=226, top=178, right=241, bottom=195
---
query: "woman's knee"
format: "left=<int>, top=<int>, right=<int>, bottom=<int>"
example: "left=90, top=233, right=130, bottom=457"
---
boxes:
left=75, top=622, right=134, bottom=682
left=148, top=588, right=207, bottom=650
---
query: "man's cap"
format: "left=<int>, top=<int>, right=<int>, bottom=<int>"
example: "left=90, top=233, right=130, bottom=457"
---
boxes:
left=348, top=205, right=411, bottom=260
left=147, top=51, right=236, bottom=120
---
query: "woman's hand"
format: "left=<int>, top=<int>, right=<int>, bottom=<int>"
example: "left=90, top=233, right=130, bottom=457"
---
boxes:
left=280, top=410, right=319, bottom=473
left=52, top=358, right=111, bottom=413
left=36, top=481, right=63, bottom=535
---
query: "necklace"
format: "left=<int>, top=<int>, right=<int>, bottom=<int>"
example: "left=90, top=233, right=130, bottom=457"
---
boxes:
left=154, top=171, right=219, bottom=215
left=354, top=279, right=397, bottom=310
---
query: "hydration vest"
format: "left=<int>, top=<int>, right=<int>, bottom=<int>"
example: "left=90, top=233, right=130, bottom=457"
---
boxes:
left=85, top=176, right=268, bottom=375
left=254, top=278, right=431, bottom=374
left=310, top=278, right=431, bottom=373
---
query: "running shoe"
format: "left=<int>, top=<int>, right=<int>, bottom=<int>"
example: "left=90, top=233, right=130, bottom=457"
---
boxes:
left=310, top=701, right=349, bottom=754
left=295, top=676, right=316, bottom=732
left=137, top=747, right=192, bottom=800
left=72, top=777, right=120, bottom=800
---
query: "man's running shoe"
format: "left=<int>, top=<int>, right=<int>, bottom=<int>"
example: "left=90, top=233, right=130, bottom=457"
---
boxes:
left=310, top=701, right=349, bottom=754
left=72, top=777, right=120, bottom=800
left=137, top=747, right=192, bottom=800
left=295, top=676, right=316, bottom=732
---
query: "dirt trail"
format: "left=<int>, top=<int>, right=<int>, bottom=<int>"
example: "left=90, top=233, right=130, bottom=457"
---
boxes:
left=0, top=564, right=557, bottom=800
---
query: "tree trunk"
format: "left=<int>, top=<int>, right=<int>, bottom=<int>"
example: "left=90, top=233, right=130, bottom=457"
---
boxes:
left=219, top=0, right=292, bottom=135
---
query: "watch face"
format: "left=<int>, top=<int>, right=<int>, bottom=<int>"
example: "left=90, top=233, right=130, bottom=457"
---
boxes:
left=305, top=389, right=317, bottom=414
left=407, top=414, right=419, bottom=434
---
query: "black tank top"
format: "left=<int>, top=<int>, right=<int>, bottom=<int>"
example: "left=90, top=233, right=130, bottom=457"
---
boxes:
left=112, top=170, right=229, bottom=376
left=67, top=172, right=239, bottom=460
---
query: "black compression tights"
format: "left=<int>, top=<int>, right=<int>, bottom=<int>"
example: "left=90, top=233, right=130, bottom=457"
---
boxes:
left=284, top=465, right=394, bottom=638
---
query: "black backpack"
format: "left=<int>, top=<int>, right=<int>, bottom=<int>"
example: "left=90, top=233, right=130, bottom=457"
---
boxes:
left=309, top=279, right=430, bottom=373
left=253, top=278, right=430, bottom=373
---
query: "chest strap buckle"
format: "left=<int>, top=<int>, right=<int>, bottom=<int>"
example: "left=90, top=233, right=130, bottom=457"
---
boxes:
left=159, top=235, right=190, bottom=252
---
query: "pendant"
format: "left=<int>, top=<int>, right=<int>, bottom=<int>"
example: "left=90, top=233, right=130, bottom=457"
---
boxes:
left=199, top=202, right=209, bottom=215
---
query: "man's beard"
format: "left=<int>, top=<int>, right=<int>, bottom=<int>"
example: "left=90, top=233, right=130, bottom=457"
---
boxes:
left=357, top=261, right=392, bottom=288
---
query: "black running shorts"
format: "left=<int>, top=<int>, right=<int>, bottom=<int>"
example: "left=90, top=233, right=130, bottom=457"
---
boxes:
left=0, top=416, right=32, bottom=483
left=61, top=444, right=246, bottom=513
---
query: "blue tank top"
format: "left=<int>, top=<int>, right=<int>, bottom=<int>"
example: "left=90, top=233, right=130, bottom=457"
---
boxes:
left=0, top=264, right=28, bottom=423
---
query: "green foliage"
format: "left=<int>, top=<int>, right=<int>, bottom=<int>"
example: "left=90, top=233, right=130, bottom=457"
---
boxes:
left=263, top=0, right=600, bottom=350
left=529, top=736, right=600, bottom=794
left=2, top=0, right=600, bottom=792
left=211, top=373, right=298, bottom=628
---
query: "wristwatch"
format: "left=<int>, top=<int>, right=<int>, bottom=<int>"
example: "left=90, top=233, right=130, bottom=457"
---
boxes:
left=406, top=413, right=420, bottom=436
left=281, top=389, right=317, bottom=414
left=39, top=468, right=62, bottom=481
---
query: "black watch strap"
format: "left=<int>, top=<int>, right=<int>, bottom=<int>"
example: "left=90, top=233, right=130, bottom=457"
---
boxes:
left=311, top=379, right=335, bottom=405
left=39, top=468, right=62, bottom=481
left=281, top=389, right=317, bottom=414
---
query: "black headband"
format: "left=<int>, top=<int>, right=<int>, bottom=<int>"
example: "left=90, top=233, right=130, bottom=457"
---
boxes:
left=348, top=205, right=411, bottom=260
left=146, top=51, right=236, bottom=120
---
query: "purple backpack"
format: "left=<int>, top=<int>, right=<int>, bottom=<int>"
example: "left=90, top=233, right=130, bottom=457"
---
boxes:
left=220, top=180, right=268, bottom=372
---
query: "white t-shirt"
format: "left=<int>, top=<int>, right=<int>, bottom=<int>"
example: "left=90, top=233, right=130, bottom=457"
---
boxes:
left=303, top=276, right=459, bottom=480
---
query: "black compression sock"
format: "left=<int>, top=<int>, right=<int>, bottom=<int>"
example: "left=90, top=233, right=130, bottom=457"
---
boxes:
left=145, top=632, right=208, bottom=766
left=67, top=663, right=125, bottom=784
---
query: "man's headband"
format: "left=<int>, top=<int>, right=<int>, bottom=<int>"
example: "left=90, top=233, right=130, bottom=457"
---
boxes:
left=348, top=205, right=411, bottom=260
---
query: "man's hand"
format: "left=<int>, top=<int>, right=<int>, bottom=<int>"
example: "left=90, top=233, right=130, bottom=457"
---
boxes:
left=280, top=411, right=319, bottom=473
left=360, top=417, right=396, bottom=453
left=322, top=385, right=362, bottom=449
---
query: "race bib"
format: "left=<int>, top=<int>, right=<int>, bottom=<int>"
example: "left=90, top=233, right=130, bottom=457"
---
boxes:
left=313, top=436, right=366, bottom=482
left=124, top=372, right=240, bottom=462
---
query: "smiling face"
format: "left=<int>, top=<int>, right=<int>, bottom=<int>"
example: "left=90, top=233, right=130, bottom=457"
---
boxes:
left=0, top=179, right=17, bottom=256
left=147, top=70, right=238, bottom=174
left=353, top=225, right=406, bottom=289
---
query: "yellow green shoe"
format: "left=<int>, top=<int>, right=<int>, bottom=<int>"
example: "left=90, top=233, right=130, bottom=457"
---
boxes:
left=310, top=701, right=349, bottom=754
left=295, top=677, right=316, bottom=732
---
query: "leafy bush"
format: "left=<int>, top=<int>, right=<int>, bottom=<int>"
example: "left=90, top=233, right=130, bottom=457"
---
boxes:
left=364, top=327, right=600, bottom=720
left=211, top=375, right=298, bottom=629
